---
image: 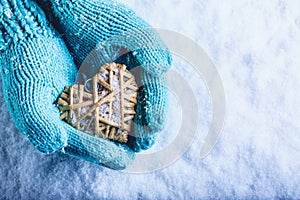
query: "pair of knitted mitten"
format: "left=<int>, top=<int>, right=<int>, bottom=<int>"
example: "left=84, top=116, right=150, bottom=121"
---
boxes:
left=0, top=0, right=171, bottom=169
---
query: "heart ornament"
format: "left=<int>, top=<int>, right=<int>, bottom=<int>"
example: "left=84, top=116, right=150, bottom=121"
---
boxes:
left=57, top=63, right=138, bottom=143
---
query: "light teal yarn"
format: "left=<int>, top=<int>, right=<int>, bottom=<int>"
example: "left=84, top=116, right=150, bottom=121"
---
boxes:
left=0, top=0, right=74, bottom=154
left=37, top=0, right=172, bottom=152
left=0, top=0, right=171, bottom=169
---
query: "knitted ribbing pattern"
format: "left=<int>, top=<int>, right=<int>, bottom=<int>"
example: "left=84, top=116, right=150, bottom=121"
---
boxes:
left=0, top=0, right=73, bottom=153
left=0, top=0, right=134, bottom=169
left=0, top=0, right=53, bottom=50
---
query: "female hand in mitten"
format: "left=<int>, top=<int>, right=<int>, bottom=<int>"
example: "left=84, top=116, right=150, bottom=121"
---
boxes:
left=0, top=0, right=171, bottom=169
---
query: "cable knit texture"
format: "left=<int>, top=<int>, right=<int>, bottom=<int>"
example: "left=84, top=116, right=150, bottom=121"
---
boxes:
left=0, top=0, right=171, bottom=168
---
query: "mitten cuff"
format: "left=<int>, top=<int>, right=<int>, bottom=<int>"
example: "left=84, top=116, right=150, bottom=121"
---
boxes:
left=0, top=0, right=53, bottom=50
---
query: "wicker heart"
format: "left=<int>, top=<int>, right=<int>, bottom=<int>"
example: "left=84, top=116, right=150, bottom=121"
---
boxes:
left=57, top=63, right=138, bottom=143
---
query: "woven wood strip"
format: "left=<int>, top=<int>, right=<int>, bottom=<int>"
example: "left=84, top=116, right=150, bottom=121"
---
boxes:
left=57, top=63, right=139, bottom=143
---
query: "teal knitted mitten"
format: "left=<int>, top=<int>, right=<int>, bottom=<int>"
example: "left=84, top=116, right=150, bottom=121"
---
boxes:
left=0, top=0, right=171, bottom=168
left=36, top=0, right=172, bottom=151
left=0, top=0, right=134, bottom=169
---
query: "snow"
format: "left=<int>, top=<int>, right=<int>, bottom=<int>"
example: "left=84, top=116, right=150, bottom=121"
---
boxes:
left=1, top=0, right=300, bottom=198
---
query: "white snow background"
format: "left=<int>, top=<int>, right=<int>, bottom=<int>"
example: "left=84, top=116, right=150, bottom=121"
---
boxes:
left=1, top=0, right=300, bottom=199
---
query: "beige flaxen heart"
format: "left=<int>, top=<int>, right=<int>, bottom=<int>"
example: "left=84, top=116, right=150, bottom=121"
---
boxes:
left=57, top=63, right=138, bottom=143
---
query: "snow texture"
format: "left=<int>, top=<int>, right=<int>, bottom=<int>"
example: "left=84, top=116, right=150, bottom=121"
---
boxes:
left=1, top=0, right=300, bottom=199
